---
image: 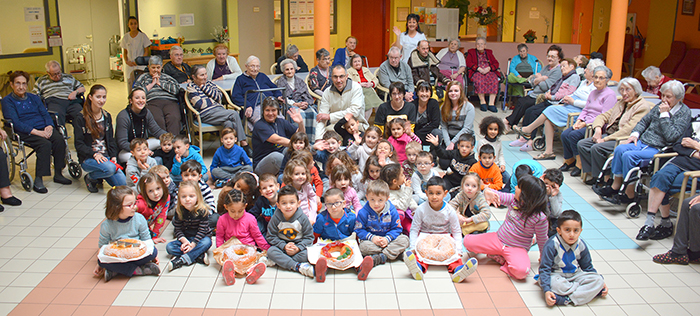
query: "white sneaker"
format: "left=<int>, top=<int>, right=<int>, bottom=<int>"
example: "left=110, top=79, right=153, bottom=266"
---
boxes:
left=259, top=256, right=274, bottom=267
left=298, top=263, right=315, bottom=278
left=403, top=250, right=424, bottom=280
left=452, top=257, right=478, bottom=283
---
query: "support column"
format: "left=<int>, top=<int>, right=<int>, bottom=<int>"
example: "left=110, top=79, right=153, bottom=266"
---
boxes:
left=607, top=0, right=628, bottom=81
left=314, top=0, right=330, bottom=64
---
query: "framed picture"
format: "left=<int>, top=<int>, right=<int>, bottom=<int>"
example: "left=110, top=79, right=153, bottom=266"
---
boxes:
left=397, top=7, right=409, bottom=21
left=683, top=0, right=695, bottom=15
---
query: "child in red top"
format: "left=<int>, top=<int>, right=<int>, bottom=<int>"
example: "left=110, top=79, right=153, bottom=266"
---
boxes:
left=468, top=144, right=503, bottom=190
left=135, top=172, right=170, bottom=243
left=386, top=117, right=421, bottom=164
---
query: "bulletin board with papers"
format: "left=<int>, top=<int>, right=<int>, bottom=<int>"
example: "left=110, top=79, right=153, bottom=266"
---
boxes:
left=288, top=0, right=337, bottom=37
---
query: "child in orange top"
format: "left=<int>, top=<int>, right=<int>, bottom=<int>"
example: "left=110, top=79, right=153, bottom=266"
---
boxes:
left=468, top=144, right=503, bottom=191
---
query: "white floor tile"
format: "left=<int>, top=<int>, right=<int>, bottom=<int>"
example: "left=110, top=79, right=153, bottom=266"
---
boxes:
left=152, top=276, right=188, bottom=292
left=142, top=290, right=181, bottom=307
left=662, top=286, right=700, bottom=303
left=206, top=292, right=240, bottom=308
left=182, top=277, right=217, bottom=292
left=427, top=291, right=462, bottom=309
left=237, top=292, right=272, bottom=309
left=334, top=278, right=365, bottom=293
left=112, top=289, right=150, bottom=306
left=334, top=293, right=365, bottom=309
left=174, top=291, right=210, bottom=308
left=650, top=303, right=691, bottom=316
left=0, top=287, right=32, bottom=303
left=8, top=272, right=47, bottom=287
left=636, top=287, right=675, bottom=304
left=302, top=293, right=333, bottom=309
left=396, top=292, right=431, bottom=309
left=304, top=277, right=334, bottom=293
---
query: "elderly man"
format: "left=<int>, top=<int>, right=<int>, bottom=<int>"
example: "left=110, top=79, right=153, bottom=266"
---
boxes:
left=408, top=40, right=450, bottom=98
left=231, top=55, right=282, bottom=125
left=162, top=46, right=192, bottom=83
left=378, top=46, right=414, bottom=101
left=332, top=36, right=358, bottom=68
left=642, top=66, right=672, bottom=98
left=275, top=44, right=309, bottom=74
left=32, top=60, right=86, bottom=126
left=315, top=64, right=369, bottom=140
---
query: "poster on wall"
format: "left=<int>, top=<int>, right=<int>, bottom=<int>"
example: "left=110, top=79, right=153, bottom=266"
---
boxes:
left=160, top=15, right=176, bottom=27
left=24, top=7, right=44, bottom=22
left=179, top=14, right=194, bottom=26
left=47, top=26, right=62, bottom=47
left=29, top=25, right=45, bottom=46
left=288, top=0, right=335, bottom=36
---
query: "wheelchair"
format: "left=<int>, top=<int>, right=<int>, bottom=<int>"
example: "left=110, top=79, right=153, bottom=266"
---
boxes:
left=501, top=57, right=541, bottom=111
left=2, top=111, right=81, bottom=191
left=529, top=111, right=580, bottom=151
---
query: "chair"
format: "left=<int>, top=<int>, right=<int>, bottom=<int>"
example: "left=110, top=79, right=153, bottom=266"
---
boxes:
left=305, top=74, right=322, bottom=102
left=270, top=63, right=278, bottom=74
left=184, top=86, right=241, bottom=147
left=672, top=49, right=700, bottom=82
left=373, top=68, right=389, bottom=102
left=659, top=41, right=687, bottom=77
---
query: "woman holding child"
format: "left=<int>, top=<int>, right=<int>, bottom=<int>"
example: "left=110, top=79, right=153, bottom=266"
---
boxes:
left=373, top=82, right=417, bottom=135
left=115, top=88, right=166, bottom=163
left=252, top=98, right=305, bottom=175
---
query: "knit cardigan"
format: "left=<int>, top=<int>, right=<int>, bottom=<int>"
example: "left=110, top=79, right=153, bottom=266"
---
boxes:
left=592, top=96, right=653, bottom=142
left=632, top=102, right=692, bottom=149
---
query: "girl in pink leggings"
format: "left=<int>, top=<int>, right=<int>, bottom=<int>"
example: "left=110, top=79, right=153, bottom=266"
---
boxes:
left=463, top=175, right=548, bottom=279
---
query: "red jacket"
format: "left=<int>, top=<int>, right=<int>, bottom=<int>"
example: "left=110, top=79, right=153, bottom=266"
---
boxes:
left=465, top=48, right=499, bottom=79
left=136, top=194, right=170, bottom=239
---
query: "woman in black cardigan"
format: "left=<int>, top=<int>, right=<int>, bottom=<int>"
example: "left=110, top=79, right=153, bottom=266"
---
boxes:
left=411, top=81, right=442, bottom=143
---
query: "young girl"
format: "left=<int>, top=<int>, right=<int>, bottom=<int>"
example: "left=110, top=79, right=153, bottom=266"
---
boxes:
left=449, top=173, right=492, bottom=235
left=216, top=189, right=269, bottom=285
left=386, top=117, right=421, bottom=164
left=94, top=186, right=160, bottom=282
left=290, top=150, right=323, bottom=197
left=283, top=159, right=320, bottom=224
left=358, top=156, right=382, bottom=201
left=371, top=140, right=399, bottom=167
left=380, top=163, right=417, bottom=234
left=278, top=132, right=311, bottom=181
left=218, top=172, right=260, bottom=215
left=463, top=175, right=548, bottom=280
left=151, top=165, right=177, bottom=218
left=136, top=172, right=170, bottom=243
left=348, top=125, right=382, bottom=172
left=329, top=164, right=362, bottom=212
left=166, top=181, right=213, bottom=271
left=477, top=116, right=509, bottom=190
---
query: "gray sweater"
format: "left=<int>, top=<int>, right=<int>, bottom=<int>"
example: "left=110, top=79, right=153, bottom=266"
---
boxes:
left=378, top=60, right=415, bottom=92
left=125, top=155, right=158, bottom=188
left=529, top=65, right=562, bottom=96
left=266, top=208, right=314, bottom=251
left=441, top=102, right=475, bottom=146
left=115, top=108, right=167, bottom=152
left=409, top=201, right=462, bottom=250
left=632, top=102, right=692, bottom=149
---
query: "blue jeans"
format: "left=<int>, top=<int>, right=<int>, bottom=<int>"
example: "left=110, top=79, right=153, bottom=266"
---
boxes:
left=610, top=142, right=659, bottom=177
left=650, top=163, right=691, bottom=205
left=561, top=127, right=587, bottom=159
left=166, top=236, right=212, bottom=265
left=81, top=158, right=127, bottom=186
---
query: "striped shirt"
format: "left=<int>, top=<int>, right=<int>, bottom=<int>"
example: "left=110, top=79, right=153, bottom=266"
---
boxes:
left=172, top=207, right=211, bottom=244
left=495, top=191, right=548, bottom=251
left=186, top=81, right=222, bottom=115
left=32, top=74, right=83, bottom=99
left=133, top=72, right=180, bottom=102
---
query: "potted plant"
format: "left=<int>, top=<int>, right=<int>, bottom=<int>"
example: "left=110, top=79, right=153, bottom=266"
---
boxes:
left=445, top=0, right=471, bottom=33
left=523, top=29, right=537, bottom=43
left=468, top=4, right=500, bottom=38
left=211, top=26, right=229, bottom=44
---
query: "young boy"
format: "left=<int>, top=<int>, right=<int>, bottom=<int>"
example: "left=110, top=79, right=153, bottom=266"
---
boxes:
left=426, top=133, right=477, bottom=190
left=411, top=151, right=442, bottom=205
left=312, top=188, right=374, bottom=282
left=266, top=185, right=315, bottom=277
left=152, top=165, right=177, bottom=218
left=210, top=127, right=253, bottom=187
left=153, top=133, right=175, bottom=170
left=469, top=144, right=503, bottom=191
left=180, top=160, right=217, bottom=227
left=355, top=180, right=410, bottom=267
left=172, top=134, right=208, bottom=183
left=403, top=177, right=478, bottom=283
left=126, top=138, right=158, bottom=188
left=250, top=174, right=280, bottom=236
left=402, top=141, right=422, bottom=179
left=542, top=168, right=564, bottom=237
left=334, top=113, right=364, bottom=147
left=539, top=210, right=607, bottom=306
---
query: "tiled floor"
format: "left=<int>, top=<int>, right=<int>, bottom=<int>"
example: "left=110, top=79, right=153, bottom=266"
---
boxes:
left=1, top=80, right=700, bottom=315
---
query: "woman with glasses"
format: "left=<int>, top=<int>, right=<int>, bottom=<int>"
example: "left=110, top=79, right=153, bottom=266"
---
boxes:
left=308, top=48, right=332, bottom=96
left=231, top=56, right=283, bottom=126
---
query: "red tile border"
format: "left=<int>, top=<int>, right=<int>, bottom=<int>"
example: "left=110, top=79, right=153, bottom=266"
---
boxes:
left=367, top=310, right=400, bottom=316
left=82, top=289, right=122, bottom=306
left=399, top=309, right=434, bottom=316
left=39, top=304, right=78, bottom=316
left=464, top=308, right=499, bottom=316
left=51, top=288, right=91, bottom=305
left=169, top=307, right=204, bottom=316
left=73, top=305, right=110, bottom=316
left=136, top=306, right=172, bottom=316
left=268, top=309, right=301, bottom=316
left=7, top=303, right=48, bottom=316
left=458, top=292, right=494, bottom=309
left=22, top=287, right=63, bottom=304
left=336, top=310, right=368, bottom=316
left=490, top=292, right=527, bottom=309
left=104, top=306, right=140, bottom=316
left=496, top=307, right=532, bottom=316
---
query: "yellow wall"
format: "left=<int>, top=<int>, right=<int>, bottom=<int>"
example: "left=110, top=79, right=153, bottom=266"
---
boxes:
left=552, top=0, right=574, bottom=44
left=283, top=0, right=352, bottom=63
left=590, top=0, right=611, bottom=52
left=502, top=0, right=516, bottom=42
left=391, top=0, right=412, bottom=47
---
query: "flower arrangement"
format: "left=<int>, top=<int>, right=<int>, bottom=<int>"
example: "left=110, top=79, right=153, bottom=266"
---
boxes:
left=211, top=26, right=229, bottom=43
left=468, top=5, right=499, bottom=26
left=523, top=29, right=537, bottom=42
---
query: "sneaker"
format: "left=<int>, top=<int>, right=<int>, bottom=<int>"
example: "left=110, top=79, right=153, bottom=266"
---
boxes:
left=215, top=179, right=227, bottom=189
left=315, top=257, right=328, bottom=282
left=652, top=250, right=689, bottom=265
left=452, top=257, right=478, bottom=283
left=195, top=252, right=209, bottom=265
left=487, top=254, right=506, bottom=265
left=636, top=225, right=656, bottom=241
left=519, top=143, right=532, bottom=152
left=104, top=269, right=116, bottom=282
left=488, top=105, right=498, bottom=113
left=403, top=250, right=424, bottom=280
left=141, top=262, right=161, bottom=276
left=246, top=262, right=266, bottom=284
left=259, top=256, right=275, bottom=267
left=53, top=174, right=72, bottom=185
left=298, top=263, right=315, bottom=278
left=554, top=294, right=571, bottom=306
left=167, top=256, right=186, bottom=271
left=371, top=253, right=387, bottom=267
left=650, top=224, right=674, bottom=240
left=222, top=260, right=236, bottom=285
left=357, top=256, right=374, bottom=281
left=84, top=175, right=98, bottom=193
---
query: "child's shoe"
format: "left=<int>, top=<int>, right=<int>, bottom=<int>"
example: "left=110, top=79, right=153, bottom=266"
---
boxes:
left=554, top=294, right=571, bottom=306
left=259, top=256, right=275, bottom=267
left=451, top=258, right=478, bottom=283
left=215, top=179, right=227, bottom=188
left=222, top=260, right=236, bottom=285
left=195, top=252, right=209, bottom=265
left=141, top=262, right=161, bottom=276
left=357, top=256, right=374, bottom=281
left=315, top=257, right=328, bottom=282
left=246, top=262, right=266, bottom=284
left=371, top=253, right=387, bottom=266
left=298, top=263, right=315, bottom=278
left=509, top=138, right=526, bottom=147
left=104, top=269, right=116, bottom=282
left=403, top=250, right=424, bottom=280
left=167, top=256, right=186, bottom=272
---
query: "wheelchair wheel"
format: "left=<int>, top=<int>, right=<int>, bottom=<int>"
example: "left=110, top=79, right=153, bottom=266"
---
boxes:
left=2, top=139, right=14, bottom=182
left=532, top=136, right=546, bottom=151
left=68, top=161, right=82, bottom=179
left=20, top=172, right=33, bottom=192
left=626, top=202, right=641, bottom=218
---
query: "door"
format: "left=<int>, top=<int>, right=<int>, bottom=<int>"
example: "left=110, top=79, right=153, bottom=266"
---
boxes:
left=351, top=0, right=389, bottom=67
left=514, top=0, right=554, bottom=43
left=238, top=0, right=275, bottom=71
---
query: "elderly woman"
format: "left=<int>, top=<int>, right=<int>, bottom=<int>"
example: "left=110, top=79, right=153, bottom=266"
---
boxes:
left=507, top=44, right=540, bottom=97
left=277, top=58, right=317, bottom=142
left=373, top=81, right=417, bottom=134
left=436, top=39, right=466, bottom=86
left=308, top=48, right=332, bottom=96
left=231, top=55, right=282, bottom=125
left=653, top=195, right=700, bottom=264
left=206, top=44, right=243, bottom=81
left=275, top=44, right=309, bottom=74
left=411, top=81, right=442, bottom=143
left=578, top=78, right=652, bottom=183
left=187, top=65, right=248, bottom=148
left=132, top=56, right=181, bottom=135
left=347, top=54, right=383, bottom=119
left=333, top=36, right=358, bottom=68
left=642, top=66, right=672, bottom=98
left=515, top=63, right=611, bottom=161
left=162, top=46, right=191, bottom=83
left=466, top=37, right=500, bottom=112
left=594, top=80, right=691, bottom=203
left=1, top=71, right=71, bottom=193
left=393, top=13, right=427, bottom=64
left=115, top=87, right=166, bottom=163
left=252, top=98, right=304, bottom=175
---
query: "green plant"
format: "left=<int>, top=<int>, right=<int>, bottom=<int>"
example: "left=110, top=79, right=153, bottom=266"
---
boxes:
left=445, top=0, right=471, bottom=28
left=468, top=4, right=499, bottom=26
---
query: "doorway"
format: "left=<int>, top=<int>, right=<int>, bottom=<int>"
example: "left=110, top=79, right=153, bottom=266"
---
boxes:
left=351, top=0, right=390, bottom=67
left=238, top=0, right=275, bottom=71
left=514, top=0, right=554, bottom=44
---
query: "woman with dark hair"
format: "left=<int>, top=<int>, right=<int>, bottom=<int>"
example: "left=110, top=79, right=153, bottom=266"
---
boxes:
left=252, top=98, right=304, bottom=175
left=74, top=85, right=127, bottom=193
left=308, top=48, right=332, bottom=96
left=373, top=81, right=417, bottom=134
left=411, top=81, right=442, bottom=143
left=120, top=16, right=151, bottom=87
left=1, top=71, right=71, bottom=193
left=392, top=13, right=427, bottom=64
left=115, top=88, right=166, bottom=163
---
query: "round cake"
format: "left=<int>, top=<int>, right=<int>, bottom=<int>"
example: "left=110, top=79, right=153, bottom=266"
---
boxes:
left=416, top=234, right=456, bottom=262
left=104, top=239, right=147, bottom=259
left=223, top=244, right=258, bottom=273
left=321, top=241, right=354, bottom=269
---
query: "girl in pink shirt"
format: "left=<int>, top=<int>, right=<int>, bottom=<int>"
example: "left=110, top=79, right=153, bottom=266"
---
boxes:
left=329, top=164, right=362, bottom=213
left=386, top=117, right=421, bottom=164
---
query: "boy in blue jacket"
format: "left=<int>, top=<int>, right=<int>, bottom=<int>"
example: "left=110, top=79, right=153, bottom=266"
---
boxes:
left=210, top=127, right=253, bottom=187
left=312, top=188, right=373, bottom=282
left=355, top=180, right=409, bottom=267
left=171, top=134, right=208, bottom=183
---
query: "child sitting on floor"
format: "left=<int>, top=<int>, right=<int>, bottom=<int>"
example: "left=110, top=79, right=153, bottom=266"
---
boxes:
left=542, top=168, right=564, bottom=236
left=411, top=151, right=442, bottom=205
left=386, top=117, right=421, bottom=164
left=402, top=141, right=422, bottom=179
left=151, top=165, right=177, bottom=218
left=348, top=126, right=382, bottom=172
left=166, top=180, right=212, bottom=272
left=357, top=156, right=382, bottom=201
left=329, top=164, right=362, bottom=213
left=371, top=140, right=399, bottom=167
left=282, top=159, right=321, bottom=224
left=180, top=160, right=216, bottom=227
left=126, top=138, right=157, bottom=187
left=449, top=173, right=492, bottom=235
left=266, top=186, right=315, bottom=278
left=477, top=116, right=510, bottom=191
left=334, top=112, right=364, bottom=147
left=426, top=133, right=477, bottom=190
left=218, top=172, right=260, bottom=215
left=325, top=151, right=363, bottom=192
left=469, top=144, right=503, bottom=191
left=210, top=127, right=253, bottom=187
left=539, top=210, right=608, bottom=306
left=381, top=163, right=418, bottom=233
left=135, top=172, right=170, bottom=243
left=153, top=133, right=175, bottom=170
left=172, top=134, right=208, bottom=183
left=249, top=174, right=280, bottom=236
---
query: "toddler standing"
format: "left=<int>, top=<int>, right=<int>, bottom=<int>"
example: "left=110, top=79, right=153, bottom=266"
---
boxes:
left=151, top=165, right=177, bottom=217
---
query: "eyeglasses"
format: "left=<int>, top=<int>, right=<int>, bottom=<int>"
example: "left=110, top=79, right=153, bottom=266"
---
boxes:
left=325, top=201, right=344, bottom=209
left=416, top=163, right=432, bottom=167
left=122, top=202, right=137, bottom=208
left=593, top=76, right=608, bottom=80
